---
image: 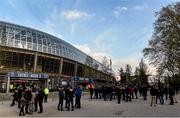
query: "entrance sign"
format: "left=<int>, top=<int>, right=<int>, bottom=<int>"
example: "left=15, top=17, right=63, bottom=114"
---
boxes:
left=7, top=72, right=48, bottom=79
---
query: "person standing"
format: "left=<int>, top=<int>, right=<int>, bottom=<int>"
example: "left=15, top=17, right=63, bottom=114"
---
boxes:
left=156, top=87, right=160, bottom=104
left=173, top=86, right=178, bottom=103
left=130, top=86, right=134, bottom=99
left=134, top=86, right=138, bottom=99
left=94, top=87, right=99, bottom=99
left=88, top=84, right=94, bottom=99
left=159, top=87, right=164, bottom=104
left=116, top=85, right=122, bottom=104
left=34, top=92, right=38, bottom=112
left=103, top=86, right=108, bottom=101
left=125, top=85, right=130, bottom=102
left=169, top=86, right=175, bottom=105
left=150, top=86, right=157, bottom=107
left=139, top=86, right=143, bottom=97
left=37, top=87, right=45, bottom=113
left=112, top=87, right=116, bottom=99
left=10, top=90, right=18, bottom=106
left=109, top=86, right=113, bottom=101
left=67, top=86, right=74, bottom=111
left=65, top=86, right=69, bottom=108
left=142, top=86, right=148, bottom=100
left=75, top=85, right=82, bottom=109
left=44, top=87, right=49, bottom=103
left=122, top=85, right=126, bottom=101
left=58, top=86, right=64, bottom=111
left=24, top=87, right=32, bottom=114
left=19, top=96, right=27, bottom=116
left=164, top=86, right=168, bottom=100
left=17, top=87, right=23, bottom=108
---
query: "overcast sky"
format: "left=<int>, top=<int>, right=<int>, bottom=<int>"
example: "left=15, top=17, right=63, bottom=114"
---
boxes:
left=0, top=0, right=179, bottom=75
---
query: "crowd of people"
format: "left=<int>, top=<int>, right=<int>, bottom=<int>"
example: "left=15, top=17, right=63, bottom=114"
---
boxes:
left=9, top=83, right=179, bottom=116
left=88, top=84, right=147, bottom=102
left=10, top=86, right=45, bottom=116
left=150, top=85, right=178, bottom=106
left=88, top=84, right=178, bottom=107
left=57, top=85, right=82, bottom=111
left=10, top=85, right=83, bottom=116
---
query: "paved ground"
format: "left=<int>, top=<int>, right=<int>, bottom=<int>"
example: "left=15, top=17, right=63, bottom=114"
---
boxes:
left=0, top=94, right=180, bottom=117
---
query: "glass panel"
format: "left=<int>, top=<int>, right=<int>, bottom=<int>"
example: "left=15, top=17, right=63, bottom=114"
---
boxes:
left=14, top=40, right=20, bottom=47
left=27, top=42, right=32, bottom=49
left=33, top=37, right=37, bottom=44
left=21, top=30, right=26, bottom=35
left=43, top=45, right=47, bottom=53
left=52, top=46, right=55, bottom=55
left=8, top=39, right=14, bottom=46
left=56, top=49, right=59, bottom=55
left=15, top=34, right=20, bottom=40
left=37, top=34, right=42, bottom=44
left=32, top=32, right=36, bottom=37
left=27, top=37, right=32, bottom=42
left=21, top=37, right=26, bottom=41
left=43, top=38, right=47, bottom=45
left=48, top=46, right=51, bottom=54
left=33, top=43, right=37, bottom=50
left=38, top=38, right=42, bottom=44
left=38, top=44, right=42, bottom=51
left=26, top=31, right=32, bottom=37
left=21, top=41, right=27, bottom=49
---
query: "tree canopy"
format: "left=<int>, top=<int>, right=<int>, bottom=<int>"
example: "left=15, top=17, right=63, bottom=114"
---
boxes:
left=143, top=2, right=180, bottom=77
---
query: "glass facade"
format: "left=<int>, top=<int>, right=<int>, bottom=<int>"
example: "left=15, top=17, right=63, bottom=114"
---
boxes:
left=0, top=21, right=103, bottom=71
left=0, top=51, right=34, bottom=72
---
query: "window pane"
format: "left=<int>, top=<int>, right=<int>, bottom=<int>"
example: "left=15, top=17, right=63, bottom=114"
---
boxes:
left=27, top=37, right=32, bottom=42
left=33, top=38, right=37, bottom=43
left=15, top=34, right=20, bottom=40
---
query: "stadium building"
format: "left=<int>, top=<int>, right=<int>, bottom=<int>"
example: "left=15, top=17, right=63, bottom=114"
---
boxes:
left=0, top=21, right=115, bottom=93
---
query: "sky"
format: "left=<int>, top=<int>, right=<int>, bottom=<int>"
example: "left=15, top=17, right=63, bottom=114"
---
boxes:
left=0, top=0, right=179, bottom=75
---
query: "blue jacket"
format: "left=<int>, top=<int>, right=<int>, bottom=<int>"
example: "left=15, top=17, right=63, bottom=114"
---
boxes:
left=75, top=87, right=82, bottom=97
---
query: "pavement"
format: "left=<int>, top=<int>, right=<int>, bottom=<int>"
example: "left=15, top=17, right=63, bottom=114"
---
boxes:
left=0, top=93, right=180, bottom=117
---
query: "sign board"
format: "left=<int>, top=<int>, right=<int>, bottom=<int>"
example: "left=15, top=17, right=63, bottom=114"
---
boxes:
left=73, top=77, right=94, bottom=82
left=7, top=72, right=48, bottom=79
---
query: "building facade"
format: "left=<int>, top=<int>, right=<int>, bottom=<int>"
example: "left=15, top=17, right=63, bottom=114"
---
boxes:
left=0, top=21, right=114, bottom=93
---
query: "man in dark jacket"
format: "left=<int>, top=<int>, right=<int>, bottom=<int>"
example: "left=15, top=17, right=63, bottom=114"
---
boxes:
left=65, top=86, right=69, bottom=108
left=24, top=88, right=32, bottom=114
left=58, top=86, right=64, bottom=111
left=34, top=93, right=38, bottom=112
left=37, top=87, right=44, bottom=113
left=150, top=86, right=157, bottom=107
left=89, top=87, right=94, bottom=100
left=67, top=86, right=75, bottom=111
left=94, top=87, right=99, bottom=99
left=169, top=86, right=175, bottom=105
left=17, top=87, right=23, bottom=108
left=159, top=87, right=164, bottom=104
left=164, top=86, right=168, bottom=100
left=134, top=86, right=138, bottom=99
left=142, top=86, right=148, bottom=100
left=116, top=85, right=122, bottom=104
left=10, top=90, right=18, bottom=107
